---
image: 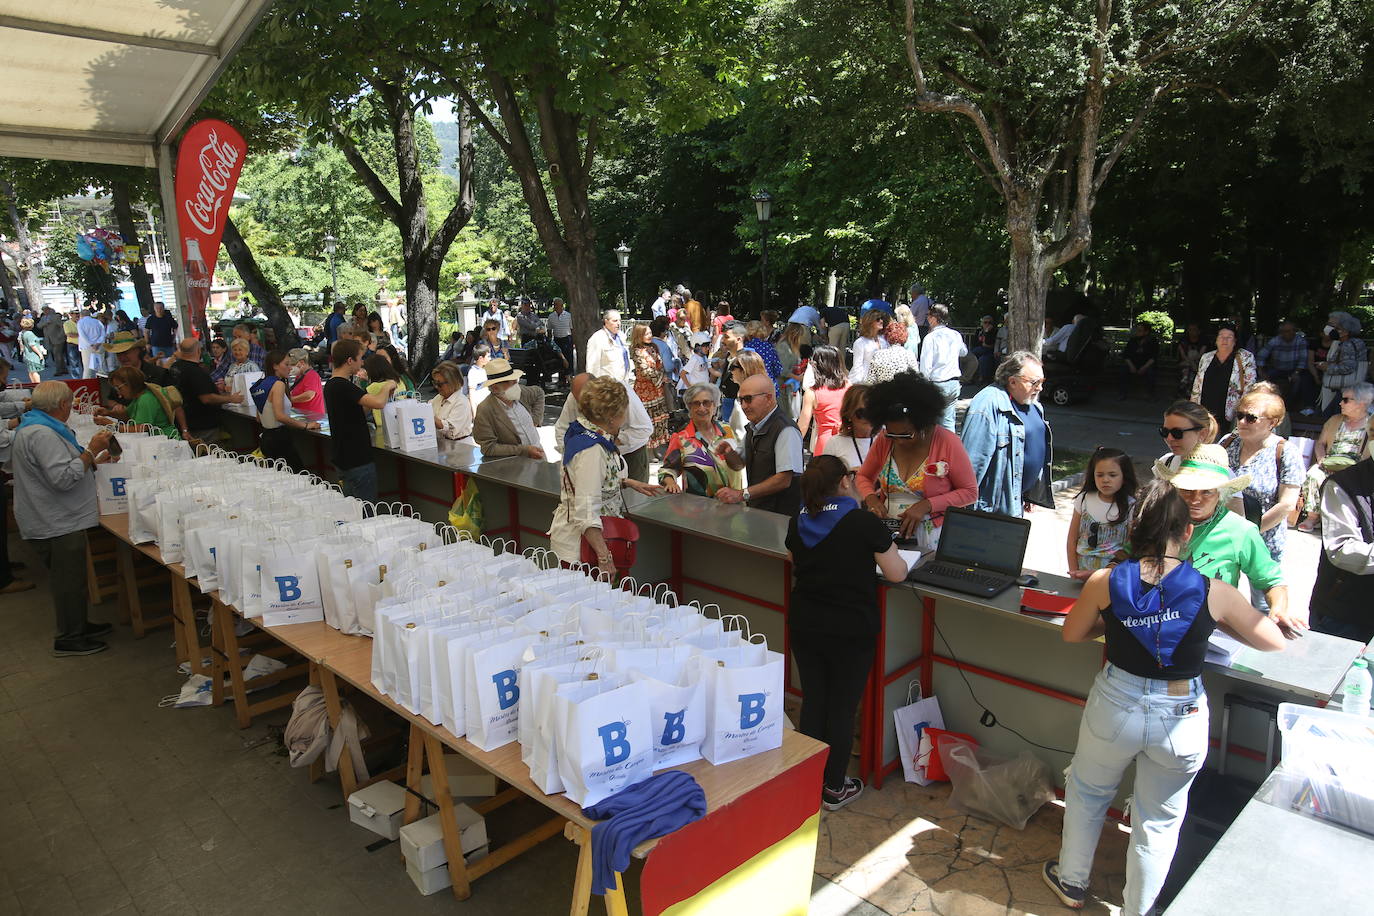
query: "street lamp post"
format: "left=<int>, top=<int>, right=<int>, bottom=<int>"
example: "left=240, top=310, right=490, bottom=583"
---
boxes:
left=323, top=232, right=338, bottom=299
left=752, top=191, right=772, bottom=311
left=615, top=241, right=631, bottom=312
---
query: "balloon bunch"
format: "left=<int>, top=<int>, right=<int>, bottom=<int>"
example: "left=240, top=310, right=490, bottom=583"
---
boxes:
left=75, top=228, right=126, bottom=272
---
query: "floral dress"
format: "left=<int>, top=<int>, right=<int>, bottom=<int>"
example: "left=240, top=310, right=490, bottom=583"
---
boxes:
left=1074, top=492, right=1133, bottom=571
left=1225, top=434, right=1304, bottom=561
left=877, top=454, right=940, bottom=550
left=657, top=421, right=743, bottom=496
left=631, top=344, right=670, bottom=449
left=1302, top=420, right=1368, bottom=512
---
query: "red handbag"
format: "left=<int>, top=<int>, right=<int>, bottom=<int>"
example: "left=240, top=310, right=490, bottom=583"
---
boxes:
left=580, top=516, right=640, bottom=569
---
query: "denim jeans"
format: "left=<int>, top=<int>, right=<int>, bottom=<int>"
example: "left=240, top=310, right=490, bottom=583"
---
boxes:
left=934, top=379, right=961, bottom=431
left=1057, top=664, right=1209, bottom=916
left=337, top=462, right=378, bottom=502
left=720, top=397, right=735, bottom=423
left=150, top=345, right=175, bottom=359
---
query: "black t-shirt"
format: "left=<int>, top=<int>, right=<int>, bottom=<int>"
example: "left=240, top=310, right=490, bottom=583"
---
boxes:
left=785, top=508, right=893, bottom=639
left=144, top=314, right=177, bottom=347
left=720, top=356, right=740, bottom=399
left=820, top=305, right=849, bottom=329
left=1102, top=568, right=1215, bottom=679
left=325, top=375, right=371, bottom=470
left=169, top=358, right=219, bottom=430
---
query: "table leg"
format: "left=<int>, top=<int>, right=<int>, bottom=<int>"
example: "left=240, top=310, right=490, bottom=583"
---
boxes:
left=402, top=723, right=426, bottom=831
left=114, top=542, right=134, bottom=627
left=605, top=872, right=629, bottom=916
left=208, top=598, right=228, bottom=707
left=172, top=575, right=209, bottom=679
left=423, top=731, right=473, bottom=901
left=567, top=822, right=593, bottom=916
left=215, top=597, right=253, bottom=726
left=319, top=666, right=360, bottom=797
left=307, top=664, right=325, bottom=785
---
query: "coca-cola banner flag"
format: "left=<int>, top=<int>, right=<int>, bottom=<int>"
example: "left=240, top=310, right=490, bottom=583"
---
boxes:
left=174, top=119, right=246, bottom=336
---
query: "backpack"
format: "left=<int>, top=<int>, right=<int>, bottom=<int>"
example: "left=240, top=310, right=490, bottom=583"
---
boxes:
left=249, top=375, right=277, bottom=413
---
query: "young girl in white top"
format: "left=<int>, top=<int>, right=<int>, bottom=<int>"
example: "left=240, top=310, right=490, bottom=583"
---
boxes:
left=1066, top=447, right=1138, bottom=580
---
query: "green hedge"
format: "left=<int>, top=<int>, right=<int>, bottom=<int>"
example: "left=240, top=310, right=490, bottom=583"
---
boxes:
left=1135, top=310, right=1175, bottom=341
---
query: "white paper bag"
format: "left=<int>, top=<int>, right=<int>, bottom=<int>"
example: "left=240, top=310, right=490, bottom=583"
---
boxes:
left=127, top=478, right=161, bottom=543
left=257, top=541, right=324, bottom=626
left=464, top=635, right=535, bottom=752
left=394, top=399, right=437, bottom=453
left=95, top=462, right=131, bottom=515
left=893, top=684, right=946, bottom=786
left=698, top=644, right=785, bottom=765
left=555, top=677, right=653, bottom=807
left=628, top=658, right=707, bottom=769
left=230, top=371, right=264, bottom=416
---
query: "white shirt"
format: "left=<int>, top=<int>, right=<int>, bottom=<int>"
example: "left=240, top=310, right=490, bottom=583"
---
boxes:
left=467, top=365, right=489, bottom=409
left=77, top=316, right=105, bottom=351
left=848, top=335, right=888, bottom=384
left=683, top=353, right=712, bottom=387
left=504, top=397, right=539, bottom=446
left=547, top=309, right=573, bottom=338
left=432, top=389, right=473, bottom=439
left=919, top=324, right=968, bottom=382
left=651, top=295, right=669, bottom=318
left=823, top=434, right=873, bottom=470
left=1045, top=323, right=1075, bottom=352
left=482, top=308, right=506, bottom=340
left=585, top=327, right=632, bottom=382
left=554, top=378, right=652, bottom=455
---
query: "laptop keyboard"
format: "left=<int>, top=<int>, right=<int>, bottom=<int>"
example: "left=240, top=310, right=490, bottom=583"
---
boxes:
left=919, top=561, right=1006, bottom=589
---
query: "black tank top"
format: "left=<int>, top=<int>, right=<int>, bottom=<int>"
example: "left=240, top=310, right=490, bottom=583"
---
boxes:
left=1102, top=561, right=1215, bottom=679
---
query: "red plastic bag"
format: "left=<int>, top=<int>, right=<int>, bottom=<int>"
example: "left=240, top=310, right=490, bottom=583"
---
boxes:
left=917, top=727, right=978, bottom=782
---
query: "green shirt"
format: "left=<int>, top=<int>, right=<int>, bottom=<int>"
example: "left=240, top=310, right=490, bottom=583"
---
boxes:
left=1185, top=507, right=1283, bottom=590
left=128, top=389, right=180, bottom=440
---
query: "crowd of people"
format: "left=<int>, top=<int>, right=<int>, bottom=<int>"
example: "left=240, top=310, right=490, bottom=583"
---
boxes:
left=6, top=284, right=1374, bottom=916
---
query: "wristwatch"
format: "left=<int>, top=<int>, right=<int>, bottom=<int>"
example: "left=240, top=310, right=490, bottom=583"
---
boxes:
left=741, top=487, right=751, bottom=503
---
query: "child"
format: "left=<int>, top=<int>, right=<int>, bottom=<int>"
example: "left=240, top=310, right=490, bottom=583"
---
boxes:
left=1066, top=447, right=1138, bottom=580
left=682, top=334, right=713, bottom=387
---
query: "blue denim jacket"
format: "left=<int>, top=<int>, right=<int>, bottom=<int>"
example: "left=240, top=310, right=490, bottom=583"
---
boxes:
left=960, top=384, right=1055, bottom=515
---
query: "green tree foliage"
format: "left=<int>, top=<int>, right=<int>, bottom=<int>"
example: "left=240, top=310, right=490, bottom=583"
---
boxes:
left=43, top=217, right=127, bottom=308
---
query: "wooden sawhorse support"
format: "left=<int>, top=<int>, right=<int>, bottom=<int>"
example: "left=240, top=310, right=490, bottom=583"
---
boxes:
left=168, top=569, right=211, bottom=679
left=112, top=542, right=174, bottom=637
left=307, top=662, right=403, bottom=798
left=208, top=597, right=308, bottom=727
left=398, top=723, right=570, bottom=904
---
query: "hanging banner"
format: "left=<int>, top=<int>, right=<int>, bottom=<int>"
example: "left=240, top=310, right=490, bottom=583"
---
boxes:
left=175, top=119, right=246, bottom=335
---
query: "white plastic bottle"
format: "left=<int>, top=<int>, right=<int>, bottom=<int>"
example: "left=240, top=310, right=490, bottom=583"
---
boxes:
left=1342, top=658, right=1371, bottom=716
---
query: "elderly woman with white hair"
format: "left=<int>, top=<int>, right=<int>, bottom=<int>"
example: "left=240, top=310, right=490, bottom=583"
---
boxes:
left=1298, top=381, right=1374, bottom=532
left=10, top=381, right=117, bottom=656
left=1317, top=311, right=1367, bottom=418
left=429, top=361, right=474, bottom=440
left=656, top=382, right=743, bottom=497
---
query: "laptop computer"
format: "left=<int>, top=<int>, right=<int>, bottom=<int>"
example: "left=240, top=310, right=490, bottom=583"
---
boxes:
left=907, top=507, right=1032, bottom=598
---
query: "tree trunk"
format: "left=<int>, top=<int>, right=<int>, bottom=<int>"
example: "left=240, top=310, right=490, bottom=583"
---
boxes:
left=1, top=176, right=47, bottom=311
left=407, top=263, right=441, bottom=378
left=0, top=249, right=18, bottom=310
left=1005, top=196, right=1048, bottom=355
left=110, top=180, right=156, bottom=319
left=222, top=217, right=299, bottom=350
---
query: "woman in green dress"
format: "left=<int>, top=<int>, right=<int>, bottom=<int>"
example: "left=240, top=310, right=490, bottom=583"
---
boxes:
left=18, top=317, right=45, bottom=384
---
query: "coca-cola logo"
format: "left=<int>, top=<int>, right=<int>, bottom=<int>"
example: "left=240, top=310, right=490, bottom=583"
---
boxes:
left=183, top=130, right=243, bottom=236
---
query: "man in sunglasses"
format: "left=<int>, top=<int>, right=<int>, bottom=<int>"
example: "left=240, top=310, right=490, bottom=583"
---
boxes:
left=714, top=374, right=803, bottom=515
left=961, top=351, right=1055, bottom=517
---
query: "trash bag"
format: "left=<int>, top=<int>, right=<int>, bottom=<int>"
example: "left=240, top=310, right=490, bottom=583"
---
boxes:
left=937, top=737, right=1055, bottom=830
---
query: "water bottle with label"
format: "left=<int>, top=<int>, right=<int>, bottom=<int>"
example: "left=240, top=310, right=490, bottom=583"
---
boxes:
left=1341, top=658, right=1371, bottom=716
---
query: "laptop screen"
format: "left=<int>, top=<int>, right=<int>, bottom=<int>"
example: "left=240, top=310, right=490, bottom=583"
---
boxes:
left=935, top=509, right=1031, bottom=575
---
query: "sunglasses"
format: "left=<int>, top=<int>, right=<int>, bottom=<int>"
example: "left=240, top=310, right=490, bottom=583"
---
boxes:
left=1087, top=522, right=1101, bottom=550
left=1013, top=375, right=1045, bottom=389
left=1158, top=425, right=1202, bottom=439
left=1235, top=411, right=1267, bottom=424
left=885, top=431, right=916, bottom=440
left=737, top=393, right=770, bottom=406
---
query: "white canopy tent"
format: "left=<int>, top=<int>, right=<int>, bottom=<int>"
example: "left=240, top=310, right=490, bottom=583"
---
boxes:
left=0, top=0, right=275, bottom=324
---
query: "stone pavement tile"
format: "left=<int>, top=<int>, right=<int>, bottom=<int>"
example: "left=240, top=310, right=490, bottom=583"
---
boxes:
left=65, top=860, right=134, bottom=916
left=0, top=834, right=62, bottom=892
left=986, top=820, right=1063, bottom=869
left=0, top=683, right=15, bottom=715
left=928, top=861, right=1013, bottom=916
left=810, top=873, right=891, bottom=916
left=44, top=823, right=108, bottom=869
left=105, top=847, right=173, bottom=898
left=0, top=891, right=17, bottom=913
left=129, top=877, right=196, bottom=916
left=14, top=879, right=81, bottom=916
left=1004, top=862, right=1087, bottom=914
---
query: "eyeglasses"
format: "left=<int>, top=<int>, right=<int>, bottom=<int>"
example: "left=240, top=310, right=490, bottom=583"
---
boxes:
left=1158, top=425, right=1202, bottom=440
left=737, top=393, right=770, bottom=406
left=688, top=399, right=714, bottom=408
left=1235, top=411, right=1267, bottom=424
left=1013, top=375, right=1045, bottom=389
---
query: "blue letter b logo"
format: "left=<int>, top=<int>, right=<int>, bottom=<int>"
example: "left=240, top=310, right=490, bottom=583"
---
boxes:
left=598, top=722, right=631, bottom=766
left=491, top=669, right=519, bottom=710
left=661, top=709, right=686, bottom=746
left=410, top=418, right=426, bottom=435
left=274, top=576, right=301, bottom=602
left=110, top=477, right=127, bottom=496
left=738, top=693, right=766, bottom=730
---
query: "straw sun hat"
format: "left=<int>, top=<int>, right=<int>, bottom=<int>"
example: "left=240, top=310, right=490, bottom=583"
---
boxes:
left=1154, top=443, right=1250, bottom=496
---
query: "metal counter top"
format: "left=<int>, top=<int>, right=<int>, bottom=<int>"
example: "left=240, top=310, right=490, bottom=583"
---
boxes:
left=627, top=492, right=791, bottom=559
left=1165, top=792, right=1373, bottom=915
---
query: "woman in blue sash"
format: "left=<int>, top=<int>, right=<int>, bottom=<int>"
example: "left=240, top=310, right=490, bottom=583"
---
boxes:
left=785, top=454, right=909, bottom=811
left=1044, top=479, right=1285, bottom=914
left=549, top=377, right=662, bottom=578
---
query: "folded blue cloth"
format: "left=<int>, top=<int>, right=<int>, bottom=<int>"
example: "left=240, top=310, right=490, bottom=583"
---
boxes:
left=582, top=770, right=707, bottom=895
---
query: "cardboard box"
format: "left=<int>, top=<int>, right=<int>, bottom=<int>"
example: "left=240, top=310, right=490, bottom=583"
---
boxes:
left=399, top=808, right=488, bottom=872
left=347, top=781, right=407, bottom=840
left=405, top=845, right=490, bottom=896
left=419, top=754, right=498, bottom=801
